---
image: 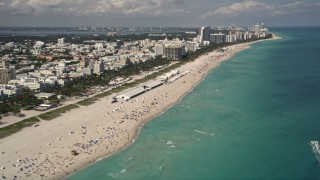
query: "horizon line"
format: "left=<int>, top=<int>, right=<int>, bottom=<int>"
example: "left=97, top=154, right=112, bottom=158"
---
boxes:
left=0, top=25, right=319, bottom=28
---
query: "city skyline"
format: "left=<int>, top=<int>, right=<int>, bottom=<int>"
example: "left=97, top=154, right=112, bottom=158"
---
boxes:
left=0, top=0, right=319, bottom=27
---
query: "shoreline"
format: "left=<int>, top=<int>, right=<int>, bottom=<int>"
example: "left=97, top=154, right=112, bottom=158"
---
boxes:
left=65, top=35, right=282, bottom=179
left=0, top=35, right=281, bottom=180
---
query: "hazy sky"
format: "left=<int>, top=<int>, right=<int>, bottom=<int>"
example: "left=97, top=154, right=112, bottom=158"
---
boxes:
left=0, top=0, right=319, bottom=27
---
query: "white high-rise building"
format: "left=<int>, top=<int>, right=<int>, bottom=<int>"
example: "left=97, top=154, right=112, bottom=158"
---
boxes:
left=0, top=60, right=16, bottom=84
left=164, top=44, right=186, bottom=60
left=243, top=32, right=249, bottom=40
left=58, top=38, right=65, bottom=46
left=33, top=41, right=45, bottom=49
left=199, top=26, right=211, bottom=45
left=93, top=61, right=105, bottom=75
left=155, top=43, right=164, bottom=56
left=185, top=42, right=199, bottom=52
left=89, top=59, right=95, bottom=70
left=95, top=43, right=104, bottom=51
left=210, top=32, right=226, bottom=44
left=254, top=24, right=261, bottom=37
left=225, top=35, right=237, bottom=43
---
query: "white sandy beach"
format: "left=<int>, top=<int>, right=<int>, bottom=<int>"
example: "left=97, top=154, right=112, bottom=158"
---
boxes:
left=0, top=35, right=281, bottom=180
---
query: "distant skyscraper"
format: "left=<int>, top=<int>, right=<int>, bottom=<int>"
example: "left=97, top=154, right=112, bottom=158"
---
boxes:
left=89, top=59, right=95, bottom=70
left=93, top=61, right=105, bottom=75
left=254, top=24, right=261, bottom=37
left=225, top=35, right=237, bottom=43
left=231, top=24, right=236, bottom=30
left=199, top=26, right=211, bottom=45
left=0, top=59, right=8, bottom=69
left=155, top=43, right=164, bottom=56
left=58, top=38, right=65, bottom=46
left=79, top=58, right=89, bottom=68
left=185, top=42, right=199, bottom=52
left=0, top=60, right=16, bottom=84
left=116, top=40, right=124, bottom=49
left=0, top=69, right=9, bottom=84
left=210, top=32, right=226, bottom=44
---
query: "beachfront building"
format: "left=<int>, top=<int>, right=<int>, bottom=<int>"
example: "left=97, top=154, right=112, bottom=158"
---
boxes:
left=164, top=44, right=186, bottom=60
left=185, top=42, right=199, bottom=52
left=253, top=23, right=269, bottom=38
left=225, top=35, right=237, bottom=43
left=143, top=80, right=163, bottom=90
left=210, top=33, right=226, bottom=44
left=116, top=80, right=163, bottom=100
left=159, top=70, right=179, bottom=81
left=199, top=26, right=211, bottom=45
left=155, top=43, right=164, bottom=56
left=117, top=87, right=146, bottom=100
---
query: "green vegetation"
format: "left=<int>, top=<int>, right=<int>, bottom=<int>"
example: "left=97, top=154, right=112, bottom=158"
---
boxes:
left=52, top=56, right=73, bottom=61
left=93, top=91, right=112, bottom=99
left=0, top=103, right=20, bottom=114
left=0, top=31, right=197, bottom=44
left=38, top=104, right=79, bottom=120
left=0, top=49, right=14, bottom=56
left=28, top=56, right=48, bottom=67
left=51, top=56, right=171, bottom=97
left=0, top=104, right=79, bottom=139
left=77, top=98, right=98, bottom=106
left=1, top=90, right=43, bottom=115
left=0, top=117, right=40, bottom=139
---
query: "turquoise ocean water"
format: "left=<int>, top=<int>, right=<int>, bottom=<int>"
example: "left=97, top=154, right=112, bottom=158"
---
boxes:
left=68, top=27, right=320, bottom=179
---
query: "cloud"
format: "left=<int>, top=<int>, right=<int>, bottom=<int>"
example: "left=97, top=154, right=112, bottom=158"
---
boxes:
left=205, top=0, right=265, bottom=17
left=0, top=0, right=189, bottom=17
left=201, top=0, right=320, bottom=19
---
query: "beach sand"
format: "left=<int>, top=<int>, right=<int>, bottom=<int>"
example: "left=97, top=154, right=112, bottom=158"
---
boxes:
left=0, top=36, right=280, bottom=180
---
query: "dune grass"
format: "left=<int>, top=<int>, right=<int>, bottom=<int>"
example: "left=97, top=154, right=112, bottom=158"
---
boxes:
left=0, top=117, right=40, bottom=139
left=77, top=98, right=98, bottom=106
left=38, top=104, right=79, bottom=120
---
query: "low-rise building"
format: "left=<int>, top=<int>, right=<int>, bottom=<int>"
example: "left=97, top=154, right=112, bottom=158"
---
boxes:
left=35, top=92, right=56, bottom=99
left=0, top=84, right=23, bottom=96
left=117, top=87, right=146, bottom=100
